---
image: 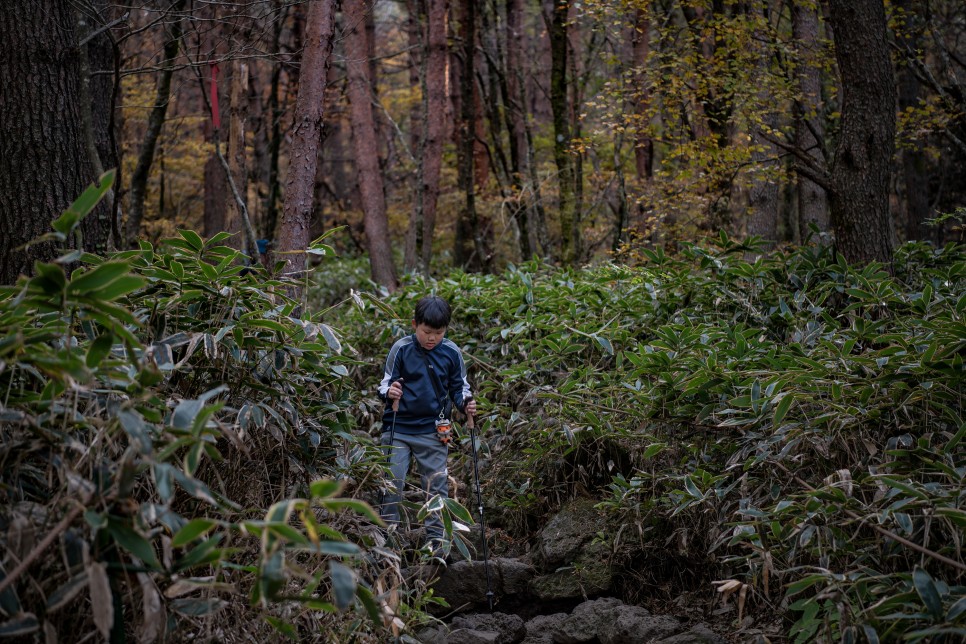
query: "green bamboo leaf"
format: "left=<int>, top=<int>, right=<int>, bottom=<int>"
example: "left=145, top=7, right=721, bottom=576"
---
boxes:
left=107, top=519, right=161, bottom=570
left=322, top=498, right=382, bottom=524
left=785, top=574, right=826, bottom=596
left=172, top=519, right=218, bottom=548
left=0, top=566, right=21, bottom=616
left=118, top=409, right=153, bottom=455
left=310, top=479, right=343, bottom=499
left=93, top=275, right=145, bottom=300
left=316, top=541, right=360, bottom=556
left=86, top=333, right=114, bottom=368
left=265, top=616, right=298, bottom=640
left=52, top=170, right=113, bottom=234
left=643, top=443, right=667, bottom=459
left=355, top=584, right=382, bottom=623
left=913, top=567, right=944, bottom=620
left=947, top=596, right=966, bottom=621
left=684, top=476, right=703, bottom=499
left=594, top=335, right=614, bottom=355
left=178, top=230, right=204, bottom=252
left=68, top=261, right=131, bottom=295
left=319, top=324, right=342, bottom=353
left=170, top=598, right=227, bottom=617
left=773, top=393, right=794, bottom=425
left=46, top=573, right=89, bottom=613
left=329, top=561, right=356, bottom=611
left=0, top=613, right=39, bottom=638
left=173, top=534, right=224, bottom=572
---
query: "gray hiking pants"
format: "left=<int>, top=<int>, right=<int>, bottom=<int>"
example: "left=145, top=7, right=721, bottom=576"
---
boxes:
left=380, top=431, right=449, bottom=540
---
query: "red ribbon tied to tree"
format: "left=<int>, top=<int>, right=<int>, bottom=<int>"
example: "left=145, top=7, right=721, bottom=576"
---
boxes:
left=209, top=62, right=221, bottom=130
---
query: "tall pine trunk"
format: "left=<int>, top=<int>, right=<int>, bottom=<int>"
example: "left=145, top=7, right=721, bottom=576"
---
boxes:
left=405, top=0, right=449, bottom=275
left=0, top=0, right=110, bottom=283
left=345, top=0, right=398, bottom=289
left=792, top=1, right=829, bottom=242
left=745, top=5, right=779, bottom=248
left=895, top=0, right=932, bottom=243
left=126, top=2, right=184, bottom=246
left=632, top=8, right=653, bottom=182
left=454, top=0, right=486, bottom=270
left=827, top=0, right=896, bottom=267
left=505, top=0, right=537, bottom=259
left=225, top=59, right=250, bottom=252
left=550, top=0, right=578, bottom=264
left=278, top=0, right=337, bottom=289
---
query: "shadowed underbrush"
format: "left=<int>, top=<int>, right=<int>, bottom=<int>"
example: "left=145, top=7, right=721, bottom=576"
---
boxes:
left=1, top=176, right=963, bottom=643
left=332, top=232, right=965, bottom=642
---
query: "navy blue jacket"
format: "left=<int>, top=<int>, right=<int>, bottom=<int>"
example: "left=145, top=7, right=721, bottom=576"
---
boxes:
left=378, top=335, right=471, bottom=434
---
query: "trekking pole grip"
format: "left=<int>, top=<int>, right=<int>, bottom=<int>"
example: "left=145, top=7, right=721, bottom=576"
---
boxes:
left=391, top=378, right=403, bottom=412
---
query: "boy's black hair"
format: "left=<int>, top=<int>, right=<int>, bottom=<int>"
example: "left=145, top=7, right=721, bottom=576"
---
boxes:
left=414, top=295, right=451, bottom=329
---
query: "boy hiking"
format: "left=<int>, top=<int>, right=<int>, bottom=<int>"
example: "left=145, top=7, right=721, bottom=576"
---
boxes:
left=378, top=295, right=477, bottom=554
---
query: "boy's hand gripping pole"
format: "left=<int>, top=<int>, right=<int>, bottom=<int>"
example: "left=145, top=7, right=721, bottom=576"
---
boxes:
left=466, top=398, right=495, bottom=612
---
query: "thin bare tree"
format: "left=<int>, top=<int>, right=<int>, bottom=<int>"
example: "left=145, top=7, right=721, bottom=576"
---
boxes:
left=345, top=0, right=398, bottom=289
left=277, top=0, right=338, bottom=291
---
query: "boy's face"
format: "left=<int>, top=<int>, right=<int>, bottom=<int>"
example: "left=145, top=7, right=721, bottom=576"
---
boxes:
left=413, top=321, right=446, bottom=351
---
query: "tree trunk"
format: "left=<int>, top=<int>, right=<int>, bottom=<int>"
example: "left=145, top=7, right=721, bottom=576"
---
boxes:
left=404, top=0, right=424, bottom=273
left=454, top=0, right=487, bottom=271
left=745, top=4, right=779, bottom=248
left=827, top=0, right=896, bottom=267
left=204, top=154, right=228, bottom=237
left=345, top=0, right=398, bottom=289
left=894, top=0, right=932, bottom=243
left=505, top=0, right=537, bottom=259
left=0, top=0, right=109, bottom=284
left=899, top=70, right=932, bottom=243
left=127, top=4, right=184, bottom=245
left=792, top=1, right=829, bottom=242
left=406, top=0, right=448, bottom=275
left=225, top=59, right=250, bottom=252
left=76, top=0, right=119, bottom=248
left=261, top=2, right=287, bottom=242
left=549, top=0, right=578, bottom=264
left=278, top=0, right=337, bottom=287
left=631, top=8, right=653, bottom=181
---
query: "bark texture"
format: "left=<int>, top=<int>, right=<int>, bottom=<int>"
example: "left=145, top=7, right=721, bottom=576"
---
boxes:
left=127, top=5, right=184, bottom=245
left=278, top=0, right=337, bottom=284
left=632, top=8, right=653, bottom=181
left=827, top=0, right=896, bottom=267
left=895, top=0, right=932, bottom=243
left=225, top=59, right=249, bottom=251
left=792, top=1, right=829, bottom=242
left=454, top=0, right=488, bottom=271
left=406, top=0, right=448, bottom=274
left=550, top=0, right=578, bottom=264
left=505, top=0, right=538, bottom=259
left=345, top=0, right=398, bottom=289
left=0, top=0, right=109, bottom=284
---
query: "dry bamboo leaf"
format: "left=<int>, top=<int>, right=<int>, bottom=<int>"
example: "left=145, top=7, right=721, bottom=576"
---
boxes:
left=7, top=514, right=33, bottom=562
left=737, top=583, right=748, bottom=624
left=837, top=469, right=853, bottom=496
left=137, top=573, right=164, bottom=644
left=87, top=561, right=113, bottom=638
left=712, top=579, right=742, bottom=596
left=161, top=536, right=172, bottom=571
left=44, top=619, right=57, bottom=644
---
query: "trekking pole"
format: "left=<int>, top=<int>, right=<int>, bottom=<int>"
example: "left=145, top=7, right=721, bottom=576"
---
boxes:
left=380, top=378, right=403, bottom=509
left=466, top=398, right=495, bottom=612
